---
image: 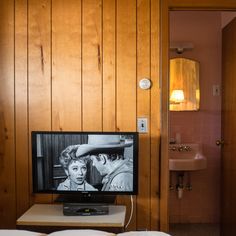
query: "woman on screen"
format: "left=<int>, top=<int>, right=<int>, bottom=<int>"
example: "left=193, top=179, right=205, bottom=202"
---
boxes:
left=57, top=145, right=98, bottom=191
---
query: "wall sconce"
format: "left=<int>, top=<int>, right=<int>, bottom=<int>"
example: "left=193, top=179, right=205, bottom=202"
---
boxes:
left=170, top=89, right=185, bottom=104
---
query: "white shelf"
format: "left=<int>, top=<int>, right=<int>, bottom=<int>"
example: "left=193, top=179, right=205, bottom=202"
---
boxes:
left=17, top=204, right=126, bottom=228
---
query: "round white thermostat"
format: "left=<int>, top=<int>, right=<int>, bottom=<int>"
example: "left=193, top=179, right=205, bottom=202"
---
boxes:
left=139, top=78, right=151, bottom=90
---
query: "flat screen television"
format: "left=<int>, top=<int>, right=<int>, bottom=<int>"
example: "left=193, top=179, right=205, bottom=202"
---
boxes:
left=32, top=131, right=138, bottom=200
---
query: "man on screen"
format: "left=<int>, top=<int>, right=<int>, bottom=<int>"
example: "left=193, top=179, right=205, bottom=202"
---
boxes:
left=76, top=135, right=133, bottom=192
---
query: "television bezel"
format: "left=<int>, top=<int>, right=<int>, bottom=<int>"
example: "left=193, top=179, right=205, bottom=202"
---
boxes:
left=32, top=131, right=139, bottom=196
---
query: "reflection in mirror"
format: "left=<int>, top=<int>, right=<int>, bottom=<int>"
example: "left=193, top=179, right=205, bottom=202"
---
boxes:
left=169, top=58, right=200, bottom=111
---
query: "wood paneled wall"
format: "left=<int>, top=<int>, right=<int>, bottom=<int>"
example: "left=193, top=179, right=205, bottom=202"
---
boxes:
left=0, top=0, right=161, bottom=230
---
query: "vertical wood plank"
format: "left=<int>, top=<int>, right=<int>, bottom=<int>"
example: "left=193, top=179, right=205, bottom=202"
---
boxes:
left=82, top=0, right=102, bottom=131
left=116, top=0, right=137, bottom=231
left=103, top=0, right=116, bottom=131
left=151, top=0, right=161, bottom=230
left=15, top=0, right=30, bottom=218
left=136, top=0, right=151, bottom=230
left=28, top=0, right=52, bottom=203
left=0, top=0, right=15, bottom=228
left=116, top=0, right=137, bottom=132
left=52, top=0, right=82, bottom=131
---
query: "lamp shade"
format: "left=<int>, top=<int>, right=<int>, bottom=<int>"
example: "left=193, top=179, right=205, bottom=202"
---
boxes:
left=170, top=89, right=185, bottom=103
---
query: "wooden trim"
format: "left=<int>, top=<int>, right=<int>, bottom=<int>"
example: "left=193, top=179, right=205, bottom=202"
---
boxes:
left=168, top=0, right=236, bottom=10
left=150, top=0, right=161, bottom=230
left=159, top=0, right=169, bottom=232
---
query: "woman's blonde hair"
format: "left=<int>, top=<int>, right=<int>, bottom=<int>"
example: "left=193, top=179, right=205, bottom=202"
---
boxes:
left=59, top=145, right=89, bottom=169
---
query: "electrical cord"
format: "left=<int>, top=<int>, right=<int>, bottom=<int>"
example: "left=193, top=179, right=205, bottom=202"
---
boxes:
left=125, top=195, right=133, bottom=229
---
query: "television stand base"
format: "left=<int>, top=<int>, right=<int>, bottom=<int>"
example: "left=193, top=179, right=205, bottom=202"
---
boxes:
left=56, top=194, right=116, bottom=204
left=63, top=202, right=109, bottom=216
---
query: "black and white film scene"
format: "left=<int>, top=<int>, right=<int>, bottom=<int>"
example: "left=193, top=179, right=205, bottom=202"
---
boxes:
left=34, top=133, right=135, bottom=192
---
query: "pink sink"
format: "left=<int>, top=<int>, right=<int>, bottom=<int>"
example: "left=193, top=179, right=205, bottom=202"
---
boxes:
left=169, top=143, right=207, bottom=171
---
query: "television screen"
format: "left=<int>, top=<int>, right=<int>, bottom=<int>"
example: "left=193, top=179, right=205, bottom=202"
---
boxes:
left=32, top=131, right=138, bottom=195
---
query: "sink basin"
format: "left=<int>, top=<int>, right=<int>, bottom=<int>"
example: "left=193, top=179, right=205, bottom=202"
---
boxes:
left=169, top=143, right=207, bottom=171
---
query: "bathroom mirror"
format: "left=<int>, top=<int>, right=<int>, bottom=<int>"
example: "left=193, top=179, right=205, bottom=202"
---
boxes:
left=169, top=58, right=200, bottom=111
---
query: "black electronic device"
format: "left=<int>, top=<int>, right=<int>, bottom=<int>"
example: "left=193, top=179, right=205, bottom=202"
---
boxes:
left=31, top=131, right=138, bottom=198
left=63, top=203, right=109, bottom=216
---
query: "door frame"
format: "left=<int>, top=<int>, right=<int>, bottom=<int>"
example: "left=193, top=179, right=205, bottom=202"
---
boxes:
left=160, top=0, right=236, bottom=232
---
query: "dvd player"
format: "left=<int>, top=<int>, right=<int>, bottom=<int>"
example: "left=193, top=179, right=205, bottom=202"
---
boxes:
left=63, top=203, right=109, bottom=216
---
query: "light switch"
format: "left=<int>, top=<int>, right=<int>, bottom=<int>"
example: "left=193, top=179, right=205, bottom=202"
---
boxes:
left=138, top=118, right=148, bottom=133
left=213, top=85, right=220, bottom=96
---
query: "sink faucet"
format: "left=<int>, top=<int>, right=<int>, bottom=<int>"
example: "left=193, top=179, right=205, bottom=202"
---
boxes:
left=169, top=145, right=192, bottom=152
left=178, top=145, right=192, bottom=152
left=178, top=146, right=184, bottom=152
left=169, top=146, right=177, bottom=151
left=183, top=145, right=191, bottom=151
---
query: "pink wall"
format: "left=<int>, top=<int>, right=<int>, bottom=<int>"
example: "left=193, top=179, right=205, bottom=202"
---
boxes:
left=169, top=11, right=221, bottom=223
